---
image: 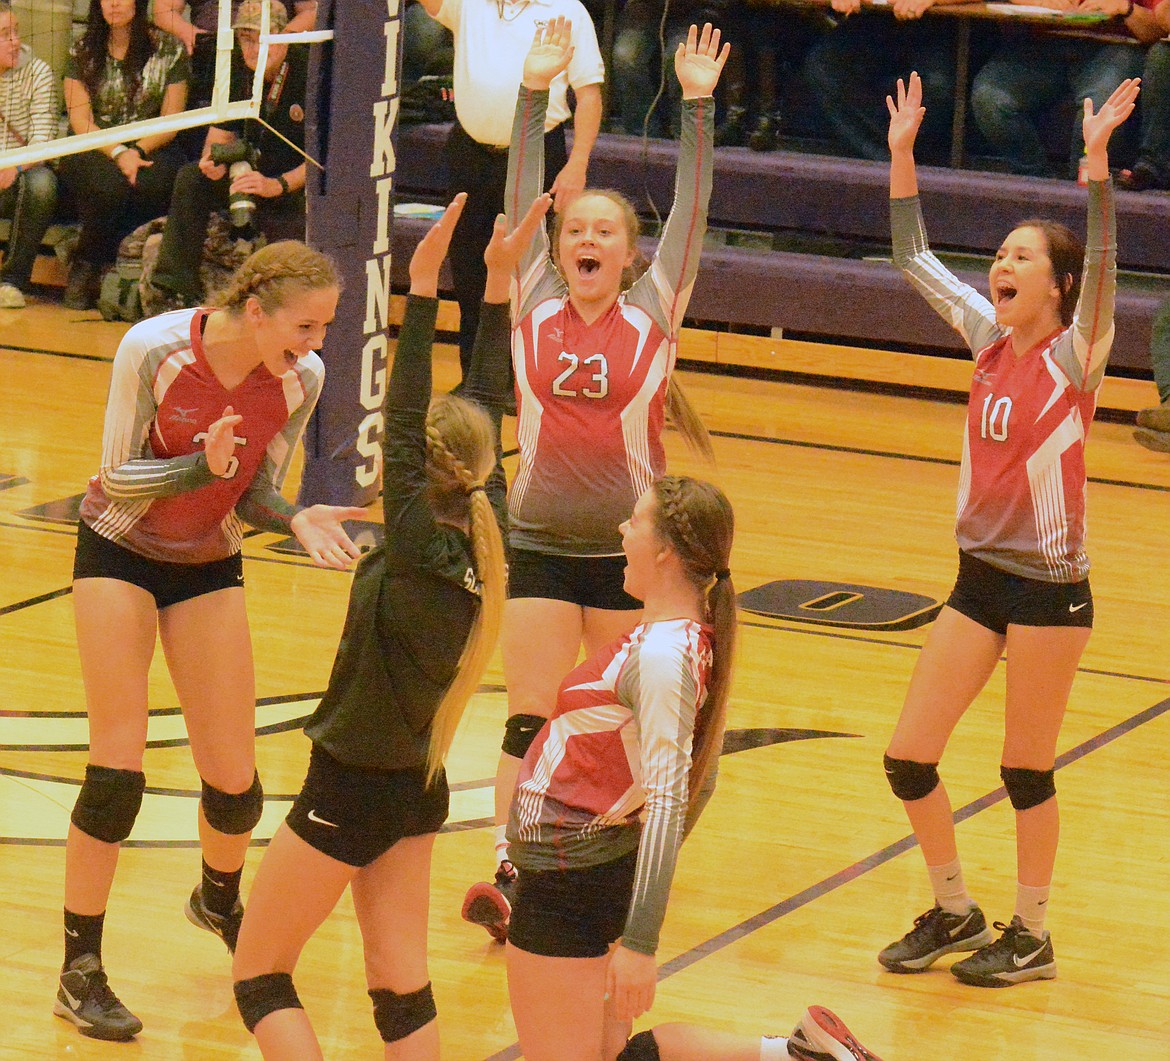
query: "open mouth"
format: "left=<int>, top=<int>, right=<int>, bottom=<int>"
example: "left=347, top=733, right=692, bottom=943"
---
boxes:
left=994, top=282, right=1017, bottom=307
left=576, top=256, right=600, bottom=278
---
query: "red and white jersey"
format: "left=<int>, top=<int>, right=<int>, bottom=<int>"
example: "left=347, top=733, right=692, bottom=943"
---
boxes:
left=508, top=617, right=712, bottom=955
left=80, top=309, right=323, bottom=564
left=891, top=180, right=1117, bottom=582
left=505, top=86, right=714, bottom=555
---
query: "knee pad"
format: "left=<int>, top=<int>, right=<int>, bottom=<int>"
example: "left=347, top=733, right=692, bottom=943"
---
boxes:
left=618, top=1030, right=661, bottom=1061
left=883, top=754, right=941, bottom=803
left=369, top=983, right=436, bottom=1043
left=1000, top=765, right=1056, bottom=811
left=70, top=764, right=146, bottom=844
left=501, top=713, right=545, bottom=759
left=234, top=972, right=302, bottom=1033
left=201, top=771, right=263, bottom=835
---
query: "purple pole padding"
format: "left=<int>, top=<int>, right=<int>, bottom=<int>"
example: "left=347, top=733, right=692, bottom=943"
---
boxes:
left=298, top=0, right=402, bottom=507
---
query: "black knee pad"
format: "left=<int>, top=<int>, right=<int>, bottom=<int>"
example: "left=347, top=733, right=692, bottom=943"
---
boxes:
left=883, top=754, right=941, bottom=803
left=501, top=713, right=546, bottom=758
left=618, top=1030, right=661, bottom=1060
left=1000, top=765, right=1056, bottom=811
left=369, top=983, right=436, bottom=1043
left=234, top=972, right=302, bottom=1033
left=70, top=764, right=146, bottom=844
left=201, top=771, right=263, bottom=835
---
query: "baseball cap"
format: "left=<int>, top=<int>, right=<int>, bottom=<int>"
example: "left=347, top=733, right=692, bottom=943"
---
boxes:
left=233, top=1, right=290, bottom=34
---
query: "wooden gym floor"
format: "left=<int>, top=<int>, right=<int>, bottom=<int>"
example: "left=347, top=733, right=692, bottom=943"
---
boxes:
left=2, top=300, right=1168, bottom=1059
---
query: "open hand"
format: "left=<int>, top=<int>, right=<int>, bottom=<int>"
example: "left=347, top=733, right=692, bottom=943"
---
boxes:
left=887, top=72, right=926, bottom=155
left=409, top=193, right=467, bottom=297
left=290, top=505, right=368, bottom=570
left=674, top=23, right=730, bottom=101
left=485, top=194, right=553, bottom=276
left=523, top=16, right=574, bottom=91
left=1083, top=77, right=1140, bottom=158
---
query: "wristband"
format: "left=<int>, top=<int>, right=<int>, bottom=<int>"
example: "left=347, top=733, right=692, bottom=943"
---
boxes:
left=111, top=144, right=129, bottom=160
left=276, top=173, right=290, bottom=196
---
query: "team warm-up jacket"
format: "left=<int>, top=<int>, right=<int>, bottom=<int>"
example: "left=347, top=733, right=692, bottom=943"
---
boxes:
left=891, top=179, right=1116, bottom=583
left=303, top=296, right=509, bottom=771
left=508, top=617, right=713, bottom=956
left=80, top=308, right=321, bottom=564
left=504, top=86, right=714, bottom=557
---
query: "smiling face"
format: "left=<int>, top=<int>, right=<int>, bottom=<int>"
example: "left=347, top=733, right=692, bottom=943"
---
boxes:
left=620, top=488, right=669, bottom=601
left=557, top=193, right=636, bottom=313
left=988, top=226, right=1064, bottom=332
left=251, top=284, right=339, bottom=377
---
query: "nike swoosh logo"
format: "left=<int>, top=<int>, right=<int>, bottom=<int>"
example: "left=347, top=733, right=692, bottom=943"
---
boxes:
left=948, top=913, right=975, bottom=939
left=60, top=983, right=82, bottom=1009
left=64, top=928, right=79, bottom=938
left=1013, top=943, right=1048, bottom=967
left=307, top=809, right=338, bottom=828
left=1069, top=602, right=1088, bottom=612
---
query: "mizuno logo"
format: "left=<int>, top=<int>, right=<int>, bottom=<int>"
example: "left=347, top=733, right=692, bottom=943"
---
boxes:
left=307, top=809, right=338, bottom=828
left=1069, top=602, right=1088, bottom=613
left=948, top=913, right=975, bottom=939
left=170, top=406, right=199, bottom=425
left=1013, top=942, right=1048, bottom=968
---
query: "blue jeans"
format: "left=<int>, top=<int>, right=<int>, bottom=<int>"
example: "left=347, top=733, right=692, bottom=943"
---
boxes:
left=971, top=40, right=1144, bottom=178
left=1134, top=41, right=1170, bottom=171
left=1150, top=297, right=1170, bottom=404
left=0, top=163, right=58, bottom=290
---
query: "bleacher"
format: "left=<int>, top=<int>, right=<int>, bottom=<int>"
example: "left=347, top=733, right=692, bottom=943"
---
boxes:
left=394, top=121, right=1170, bottom=375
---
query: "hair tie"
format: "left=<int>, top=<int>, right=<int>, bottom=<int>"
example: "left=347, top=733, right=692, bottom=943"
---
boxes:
left=468, top=484, right=487, bottom=495
left=714, top=568, right=731, bottom=582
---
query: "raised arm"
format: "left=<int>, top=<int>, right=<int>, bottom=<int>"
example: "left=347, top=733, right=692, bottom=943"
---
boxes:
left=888, top=73, right=1000, bottom=355
left=1057, top=78, right=1138, bottom=389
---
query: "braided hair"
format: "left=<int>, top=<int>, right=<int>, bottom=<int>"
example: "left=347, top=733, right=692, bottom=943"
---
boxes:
left=422, top=395, right=507, bottom=784
left=209, top=241, right=341, bottom=315
left=651, top=475, right=736, bottom=825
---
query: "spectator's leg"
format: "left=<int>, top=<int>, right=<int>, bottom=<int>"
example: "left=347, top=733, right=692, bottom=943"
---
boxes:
left=57, top=149, right=133, bottom=267
left=1068, top=42, right=1145, bottom=177
left=0, top=164, right=57, bottom=292
left=127, top=145, right=185, bottom=234
left=255, top=192, right=307, bottom=244
left=611, top=0, right=663, bottom=136
left=151, top=162, right=230, bottom=303
left=906, top=23, right=960, bottom=167
left=1150, top=298, right=1170, bottom=405
left=1135, top=42, right=1170, bottom=177
left=970, top=45, right=1063, bottom=176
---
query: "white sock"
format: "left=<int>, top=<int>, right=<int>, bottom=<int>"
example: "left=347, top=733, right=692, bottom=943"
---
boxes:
left=761, top=1035, right=788, bottom=1059
left=494, top=824, right=509, bottom=866
left=1015, top=882, right=1050, bottom=938
left=927, top=857, right=974, bottom=915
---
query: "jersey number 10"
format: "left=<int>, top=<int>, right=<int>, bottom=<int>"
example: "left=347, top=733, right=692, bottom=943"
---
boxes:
left=980, top=394, right=1012, bottom=442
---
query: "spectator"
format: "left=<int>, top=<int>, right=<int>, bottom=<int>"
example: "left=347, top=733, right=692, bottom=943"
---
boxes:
left=0, top=1, right=59, bottom=308
left=1133, top=296, right=1170, bottom=450
left=153, top=0, right=315, bottom=109
left=804, top=0, right=974, bottom=165
left=971, top=0, right=1160, bottom=179
left=1117, top=5, right=1170, bottom=189
left=610, top=0, right=727, bottom=138
left=58, top=0, right=189, bottom=310
left=418, top=0, right=605, bottom=386
left=149, top=0, right=307, bottom=309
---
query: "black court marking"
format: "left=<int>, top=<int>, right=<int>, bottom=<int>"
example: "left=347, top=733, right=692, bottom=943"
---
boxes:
left=18, top=494, right=83, bottom=525
left=0, top=472, right=29, bottom=491
left=0, top=587, right=71, bottom=617
left=0, top=342, right=111, bottom=361
left=739, top=580, right=941, bottom=631
left=481, top=693, right=1170, bottom=1061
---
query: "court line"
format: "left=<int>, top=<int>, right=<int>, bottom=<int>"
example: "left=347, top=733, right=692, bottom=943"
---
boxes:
left=481, top=694, right=1170, bottom=1061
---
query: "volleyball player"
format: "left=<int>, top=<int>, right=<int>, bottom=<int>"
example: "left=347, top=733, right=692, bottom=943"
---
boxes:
left=878, top=72, right=1138, bottom=987
left=56, top=241, right=365, bottom=1041
left=463, top=18, right=725, bottom=943
left=230, top=194, right=551, bottom=1060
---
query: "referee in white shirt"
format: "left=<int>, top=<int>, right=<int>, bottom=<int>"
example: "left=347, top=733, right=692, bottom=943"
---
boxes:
left=419, top=0, right=604, bottom=387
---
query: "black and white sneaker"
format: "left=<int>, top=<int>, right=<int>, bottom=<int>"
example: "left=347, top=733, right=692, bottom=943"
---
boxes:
left=787, top=1005, right=885, bottom=1061
left=54, top=954, right=143, bottom=1041
left=949, top=916, right=1056, bottom=987
left=185, top=882, right=244, bottom=954
left=461, top=860, right=517, bottom=943
left=877, top=904, right=994, bottom=973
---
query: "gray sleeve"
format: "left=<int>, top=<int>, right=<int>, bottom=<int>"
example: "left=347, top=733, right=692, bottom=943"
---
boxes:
left=625, top=95, right=715, bottom=334
left=890, top=195, right=1002, bottom=359
left=1051, top=178, right=1116, bottom=391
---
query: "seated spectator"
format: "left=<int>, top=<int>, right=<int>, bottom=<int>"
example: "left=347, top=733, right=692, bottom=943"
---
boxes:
left=971, top=0, right=1160, bottom=179
left=1134, top=297, right=1170, bottom=450
left=58, top=0, right=188, bottom=310
left=149, top=1, right=306, bottom=308
left=1118, top=10, right=1170, bottom=189
left=803, top=0, right=974, bottom=165
left=153, top=0, right=315, bottom=109
left=0, top=1, right=59, bottom=308
left=610, top=0, right=727, bottom=137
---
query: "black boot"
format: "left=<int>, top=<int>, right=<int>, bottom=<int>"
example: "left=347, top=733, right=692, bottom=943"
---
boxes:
left=63, top=260, right=100, bottom=310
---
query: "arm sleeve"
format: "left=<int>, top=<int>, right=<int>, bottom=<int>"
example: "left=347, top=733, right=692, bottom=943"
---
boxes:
left=505, top=86, right=563, bottom=319
left=29, top=59, right=59, bottom=146
left=380, top=294, right=448, bottom=560
left=462, top=299, right=512, bottom=529
left=1052, top=179, right=1117, bottom=391
left=97, top=332, right=218, bottom=501
left=890, top=195, right=1002, bottom=359
left=619, top=633, right=702, bottom=956
left=624, top=96, right=714, bottom=336
left=234, top=363, right=323, bottom=532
